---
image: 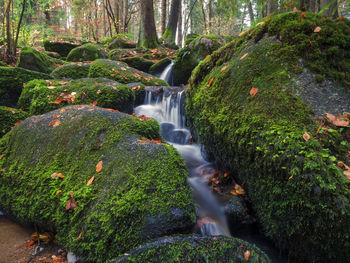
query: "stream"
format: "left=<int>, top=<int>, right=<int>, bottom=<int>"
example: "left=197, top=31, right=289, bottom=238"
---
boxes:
left=135, top=64, right=288, bottom=263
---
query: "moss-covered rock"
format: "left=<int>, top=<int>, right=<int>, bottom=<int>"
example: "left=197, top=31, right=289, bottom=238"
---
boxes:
left=0, top=106, right=29, bottom=138
left=18, top=78, right=135, bottom=115
left=0, top=66, right=50, bottom=107
left=0, top=105, right=196, bottom=262
left=67, top=44, right=108, bottom=62
left=113, top=235, right=270, bottom=263
left=120, top=56, right=155, bottom=73
left=88, top=59, right=168, bottom=86
left=108, top=34, right=137, bottom=49
left=149, top=58, right=172, bottom=75
left=16, top=47, right=64, bottom=74
left=173, top=35, right=222, bottom=85
left=108, top=49, right=133, bottom=61
left=44, top=51, right=61, bottom=59
left=186, top=12, right=350, bottom=262
left=50, top=62, right=91, bottom=79
left=43, top=40, right=81, bottom=57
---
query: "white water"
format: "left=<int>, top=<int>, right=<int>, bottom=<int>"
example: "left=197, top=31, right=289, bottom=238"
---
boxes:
left=159, top=60, right=174, bottom=85
left=135, top=90, right=230, bottom=237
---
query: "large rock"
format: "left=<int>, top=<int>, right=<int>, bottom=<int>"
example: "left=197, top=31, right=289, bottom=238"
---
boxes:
left=0, top=66, right=50, bottom=107
left=50, top=62, right=91, bottom=79
left=67, top=43, right=108, bottom=62
left=149, top=58, right=172, bottom=75
left=186, top=12, right=350, bottom=262
left=107, top=34, right=136, bottom=49
left=173, top=35, right=222, bottom=85
left=88, top=59, right=168, bottom=86
left=0, top=106, right=28, bottom=138
left=18, top=78, right=136, bottom=115
left=112, top=235, right=270, bottom=262
left=16, top=47, right=64, bottom=74
left=0, top=105, right=196, bottom=263
left=120, top=56, right=155, bottom=73
left=43, top=40, right=81, bottom=57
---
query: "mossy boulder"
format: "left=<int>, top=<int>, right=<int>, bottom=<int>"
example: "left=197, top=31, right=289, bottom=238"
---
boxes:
left=0, top=106, right=28, bottom=138
left=0, top=105, right=196, bottom=262
left=44, top=51, right=61, bottom=59
left=0, top=66, right=50, bottom=107
left=120, top=56, right=154, bottom=73
left=113, top=235, right=270, bottom=263
left=186, top=11, right=350, bottom=262
left=18, top=78, right=135, bottom=115
left=67, top=44, right=108, bottom=62
left=149, top=58, right=172, bottom=75
left=43, top=40, right=81, bottom=57
left=108, top=49, right=134, bottom=61
left=88, top=59, right=168, bottom=86
left=16, top=47, right=65, bottom=74
left=173, top=35, right=222, bottom=85
left=50, top=62, right=91, bottom=79
left=108, top=34, right=137, bottom=49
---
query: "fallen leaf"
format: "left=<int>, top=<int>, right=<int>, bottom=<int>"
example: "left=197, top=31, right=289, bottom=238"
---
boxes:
left=235, top=184, right=246, bottom=195
left=332, top=119, right=349, bottom=127
left=205, top=55, right=211, bottom=60
left=249, top=87, right=258, bottom=96
left=97, top=89, right=102, bottom=94
left=240, top=53, right=248, bottom=60
left=96, top=161, right=103, bottom=173
left=14, top=120, right=23, bottom=126
left=5, top=108, right=15, bottom=114
left=47, top=86, right=57, bottom=89
left=344, top=170, right=350, bottom=181
left=244, top=250, right=251, bottom=261
left=49, top=97, right=64, bottom=104
left=303, top=132, right=310, bottom=141
left=314, top=26, right=321, bottom=33
left=207, top=77, right=214, bottom=90
left=55, top=190, right=62, bottom=196
left=66, top=198, right=77, bottom=211
left=220, top=66, right=227, bottom=72
left=230, top=190, right=238, bottom=196
left=26, top=240, right=35, bottom=247
left=51, top=172, right=64, bottom=179
left=39, top=232, right=53, bottom=242
left=121, top=67, right=126, bottom=71
left=77, top=232, right=83, bottom=239
left=87, top=176, right=95, bottom=186
left=49, top=119, right=61, bottom=127
left=90, top=100, right=98, bottom=107
left=300, top=11, right=307, bottom=19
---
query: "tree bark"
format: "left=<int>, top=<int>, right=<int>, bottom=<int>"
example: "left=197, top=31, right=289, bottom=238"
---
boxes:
left=200, top=0, right=207, bottom=31
left=14, top=0, right=26, bottom=55
left=141, top=0, right=158, bottom=48
left=177, top=0, right=183, bottom=46
left=208, top=0, right=213, bottom=30
left=5, top=0, right=13, bottom=56
left=267, top=0, right=277, bottom=15
left=320, top=0, right=338, bottom=18
left=162, top=0, right=180, bottom=45
left=161, top=0, right=167, bottom=35
left=248, top=1, right=254, bottom=24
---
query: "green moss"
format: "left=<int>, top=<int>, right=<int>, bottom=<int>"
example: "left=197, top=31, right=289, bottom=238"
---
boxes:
left=67, top=44, right=108, bottom=62
left=16, top=47, right=64, bottom=74
left=184, top=34, right=199, bottom=46
left=18, top=78, right=135, bottom=115
left=0, top=106, right=29, bottom=138
left=186, top=12, right=350, bottom=262
left=0, top=60, right=7, bottom=67
left=106, top=34, right=137, bottom=49
left=141, top=36, right=159, bottom=49
left=173, top=35, right=222, bottom=85
left=88, top=59, right=168, bottom=86
left=120, top=56, right=154, bottom=73
left=113, top=235, right=270, bottom=263
left=162, top=28, right=176, bottom=45
left=108, top=49, right=132, bottom=61
left=50, top=63, right=91, bottom=79
left=149, top=58, right=171, bottom=75
left=0, top=106, right=196, bottom=263
left=44, top=51, right=61, bottom=59
left=43, top=40, right=80, bottom=57
left=0, top=66, right=50, bottom=107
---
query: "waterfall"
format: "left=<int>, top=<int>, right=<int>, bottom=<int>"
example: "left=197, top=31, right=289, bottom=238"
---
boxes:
left=135, top=89, right=230, bottom=237
left=160, top=60, right=174, bottom=85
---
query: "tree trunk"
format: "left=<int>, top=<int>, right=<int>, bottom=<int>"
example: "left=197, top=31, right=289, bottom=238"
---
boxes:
left=161, top=0, right=167, bottom=35
left=310, top=0, right=316, bottom=12
left=141, top=0, right=158, bottom=48
left=200, top=0, right=207, bottom=32
left=123, top=0, right=128, bottom=33
left=208, top=0, right=213, bottom=31
left=5, top=0, right=13, bottom=57
left=14, top=0, right=26, bottom=55
left=162, top=0, right=180, bottom=45
left=320, top=0, right=338, bottom=18
left=248, top=1, right=254, bottom=24
left=267, top=0, right=277, bottom=15
left=177, top=0, right=183, bottom=46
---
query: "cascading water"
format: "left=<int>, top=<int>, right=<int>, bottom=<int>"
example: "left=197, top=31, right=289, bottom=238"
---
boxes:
left=135, top=89, right=230, bottom=237
left=159, top=60, right=174, bottom=85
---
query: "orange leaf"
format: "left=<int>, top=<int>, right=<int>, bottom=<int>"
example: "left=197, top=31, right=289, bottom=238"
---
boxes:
left=332, top=119, right=349, bottom=127
left=14, top=120, right=23, bottom=126
left=300, top=11, right=307, bottom=19
left=326, top=113, right=336, bottom=122
left=5, top=108, right=15, bottom=114
left=207, top=77, right=214, bottom=90
left=235, top=184, right=246, bottom=195
left=49, top=119, right=61, bottom=127
left=55, top=190, right=62, bottom=196
left=244, top=250, right=251, bottom=261
left=303, top=132, right=310, bottom=141
left=223, top=173, right=228, bottom=178
left=47, top=86, right=57, bottom=89
left=77, top=232, right=83, bottom=240
left=205, top=55, right=211, bottom=60
left=26, top=240, right=35, bottom=247
left=121, top=67, right=126, bottom=71
left=344, top=170, right=350, bottom=181
left=49, top=97, right=64, bottom=104
left=220, top=66, right=227, bottom=72
left=240, top=53, right=248, bottom=60
left=87, top=176, right=95, bottom=186
left=96, top=160, right=103, bottom=173
left=314, top=26, right=321, bottom=33
left=249, top=88, right=258, bottom=96
left=65, top=198, right=77, bottom=211
left=230, top=190, right=238, bottom=196
left=90, top=100, right=98, bottom=107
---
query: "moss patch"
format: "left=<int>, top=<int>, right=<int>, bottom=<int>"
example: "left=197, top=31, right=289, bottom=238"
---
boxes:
left=107, top=34, right=137, bottom=49
left=0, top=105, right=196, bottom=262
left=186, top=12, right=350, bottom=262
left=18, top=78, right=135, bottom=115
left=88, top=59, right=168, bottom=86
left=43, top=40, right=81, bottom=57
left=0, top=106, right=29, bottom=138
left=0, top=66, right=50, bottom=107
left=67, top=44, right=108, bottom=62
left=113, top=235, right=270, bottom=263
left=16, top=47, right=65, bottom=74
left=120, top=56, right=154, bottom=73
left=50, top=62, right=91, bottom=79
left=149, top=58, right=172, bottom=75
